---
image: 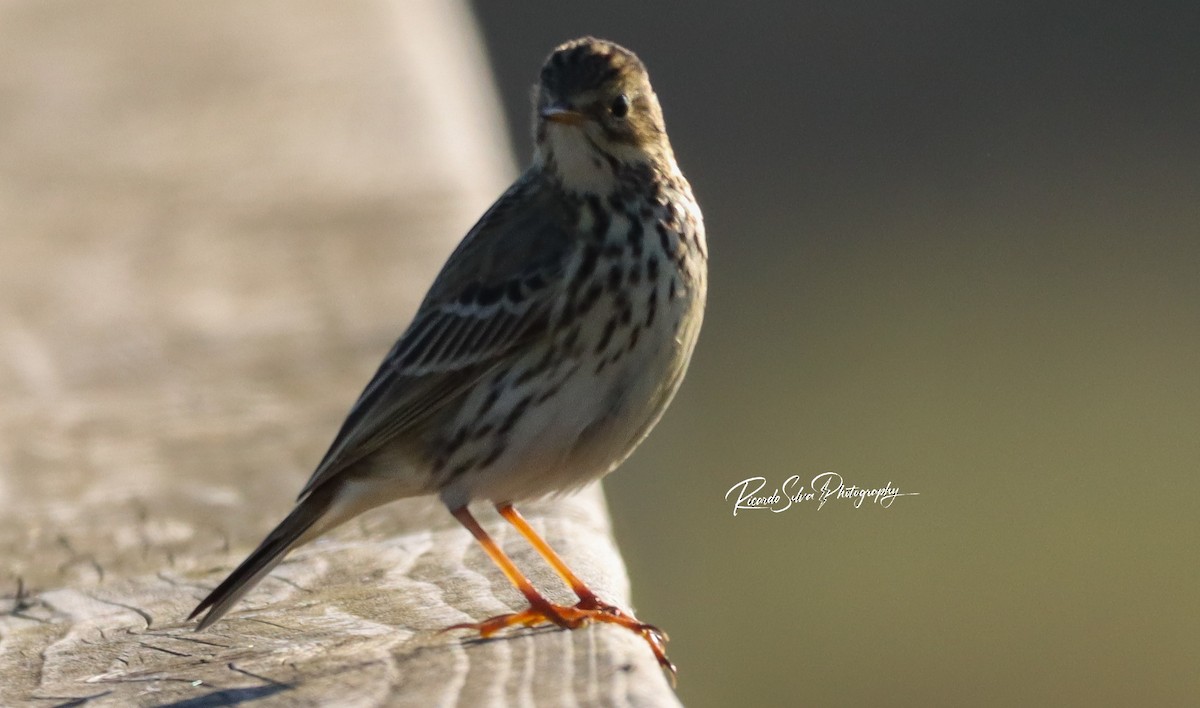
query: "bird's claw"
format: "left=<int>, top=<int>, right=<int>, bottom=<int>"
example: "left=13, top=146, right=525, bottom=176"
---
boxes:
left=444, top=597, right=675, bottom=682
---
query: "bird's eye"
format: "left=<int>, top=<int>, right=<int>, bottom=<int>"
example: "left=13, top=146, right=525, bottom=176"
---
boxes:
left=610, top=94, right=630, bottom=118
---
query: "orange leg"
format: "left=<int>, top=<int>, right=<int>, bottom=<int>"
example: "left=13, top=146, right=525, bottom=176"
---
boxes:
left=497, top=505, right=669, bottom=635
left=445, top=504, right=674, bottom=680
left=445, top=505, right=576, bottom=632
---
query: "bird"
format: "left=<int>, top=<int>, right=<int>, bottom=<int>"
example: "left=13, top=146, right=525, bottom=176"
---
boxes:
left=188, top=36, right=706, bottom=678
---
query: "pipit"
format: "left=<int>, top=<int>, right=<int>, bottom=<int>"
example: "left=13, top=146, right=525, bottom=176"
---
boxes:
left=189, top=36, right=706, bottom=677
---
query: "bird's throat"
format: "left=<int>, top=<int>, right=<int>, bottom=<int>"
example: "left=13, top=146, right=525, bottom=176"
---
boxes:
left=538, top=127, right=622, bottom=195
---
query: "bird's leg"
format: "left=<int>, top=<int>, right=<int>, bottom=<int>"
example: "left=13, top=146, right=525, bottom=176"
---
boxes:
left=495, top=503, right=673, bottom=676
left=444, top=504, right=675, bottom=678
left=444, top=505, right=577, bottom=635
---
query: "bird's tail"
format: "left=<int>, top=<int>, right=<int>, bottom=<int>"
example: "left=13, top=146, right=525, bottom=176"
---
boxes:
left=189, top=483, right=343, bottom=631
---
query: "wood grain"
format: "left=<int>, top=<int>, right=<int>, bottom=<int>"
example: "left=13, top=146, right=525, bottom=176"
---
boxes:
left=0, top=3, right=680, bottom=705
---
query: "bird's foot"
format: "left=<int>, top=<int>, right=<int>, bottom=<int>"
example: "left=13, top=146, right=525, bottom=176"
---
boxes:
left=445, top=597, right=675, bottom=681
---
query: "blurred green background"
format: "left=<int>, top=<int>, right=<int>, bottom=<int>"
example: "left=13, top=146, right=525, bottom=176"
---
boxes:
left=472, top=2, right=1199, bottom=706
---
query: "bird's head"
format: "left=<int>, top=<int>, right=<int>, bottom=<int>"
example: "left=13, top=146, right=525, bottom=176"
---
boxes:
left=532, top=37, right=675, bottom=193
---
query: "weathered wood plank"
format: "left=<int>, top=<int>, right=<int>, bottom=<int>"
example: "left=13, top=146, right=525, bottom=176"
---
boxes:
left=0, top=3, right=680, bottom=705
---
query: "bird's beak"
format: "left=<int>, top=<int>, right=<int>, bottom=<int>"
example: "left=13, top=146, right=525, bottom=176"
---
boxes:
left=540, top=105, right=586, bottom=126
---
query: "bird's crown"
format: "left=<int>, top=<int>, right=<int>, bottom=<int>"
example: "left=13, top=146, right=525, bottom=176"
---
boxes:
left=538, top=37, right=647, bottom=101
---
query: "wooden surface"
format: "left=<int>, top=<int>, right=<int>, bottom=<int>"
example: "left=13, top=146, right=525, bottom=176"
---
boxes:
left=0, top=3, right=681, bottom=706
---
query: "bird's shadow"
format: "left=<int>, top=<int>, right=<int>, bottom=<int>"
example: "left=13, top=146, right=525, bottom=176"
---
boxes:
left=151, top=684, right=289, bottom=708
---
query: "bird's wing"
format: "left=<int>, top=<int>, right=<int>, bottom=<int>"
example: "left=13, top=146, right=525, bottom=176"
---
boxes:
left=297, top=175, right=574, bottom=499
